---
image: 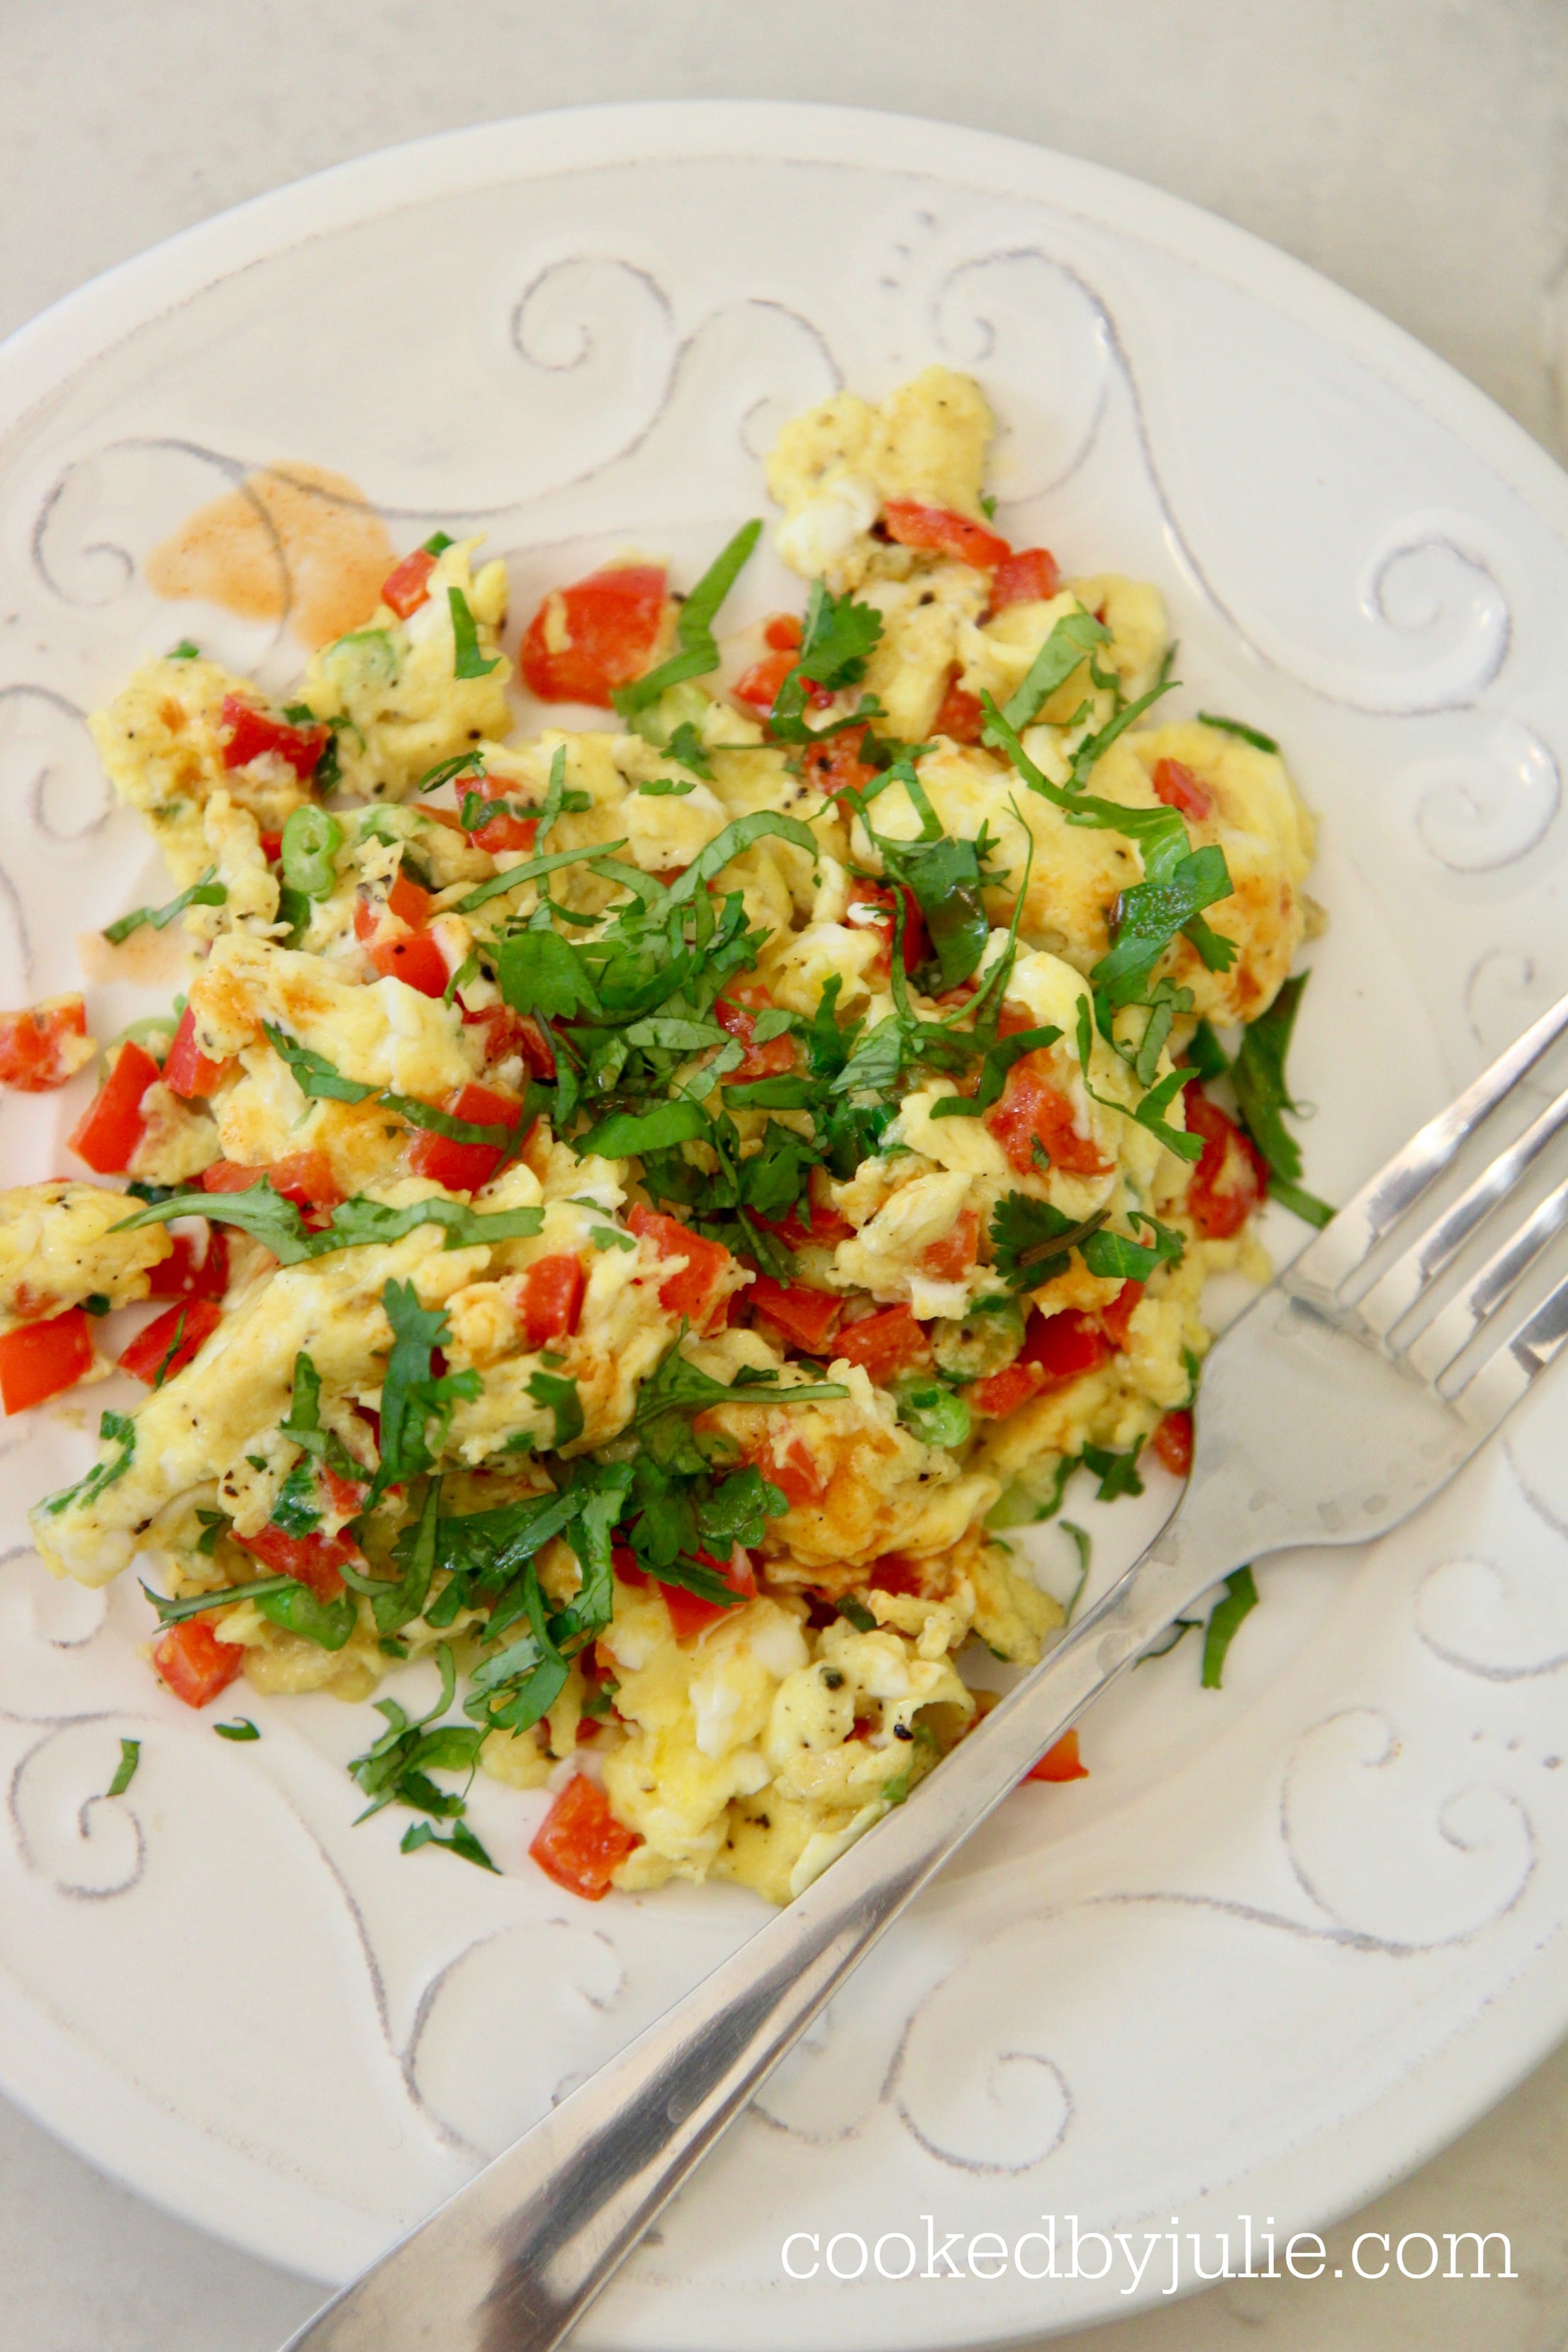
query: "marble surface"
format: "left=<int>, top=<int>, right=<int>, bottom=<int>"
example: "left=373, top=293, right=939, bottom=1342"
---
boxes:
left=4, top=4, right=1568, bottom=2346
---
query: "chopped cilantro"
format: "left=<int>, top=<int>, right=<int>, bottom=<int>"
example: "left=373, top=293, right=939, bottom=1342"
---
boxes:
left=612, top=520, right=762, bottom=719
left=1081, top=1441, right=1146, bottom=1501
left=263, top=1024, right=376, bottom=1104
left=41, top=1410, right=135, bottom=1518
left=106, top=1738, right=140, bottom=1798
left=369, top=1282, right=479, bottom=1505
left=1202, top=1567, right=1259, bottom=1686
left=1197, top=711, right=1279, bottom=754
left=448, top=586, right=499, bottom=678
left=113, top=1185, right=545, bottom=1266
left=102, top=866, right=226, bottom=945
left=215, top=1718, right=260, bottom=1742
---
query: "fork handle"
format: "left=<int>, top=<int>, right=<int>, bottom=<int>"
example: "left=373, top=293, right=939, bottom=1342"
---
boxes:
left=286, top=1492, right=1242, bottom=2352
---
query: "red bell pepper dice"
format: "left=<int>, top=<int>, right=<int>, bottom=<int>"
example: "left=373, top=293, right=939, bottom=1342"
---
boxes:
left=1151, top=757, right=1214, bottom=821
left=1024, top=1727, right=1088, bottom=1783
left=519, top=565, right=666, bottom=707
left=931, top=674, right=985, bottom=744
left=517, top=1254, right=587, bottom=1350
left=881, top=499, right=1011, bottom=571
left=218, top=694, right=326, bottom=779
left=1182, top=1082, right=1267, bottom=1239
left=530, top=1772, right=642, bottom=1900
left=367, top=931, right=451, bottom=998
left=832, top=1303, right=929, bottom=1384
left=988, top=547, right=1060, bottom=614
left=67, top=1040, right=162, bottom=1172
left=0, top=995, right=90, bottom=1092
left=237, top=1518, right=363, bottom=1601
left=406, top=1082, right=524, bottom=1192
left=747, top=1276, right=841, bottom=1354
left=985, top=1053, right=1109, bottom=1177
left=116, top=1297, right=223, bottom=1386
left=1021, top=1306, right=1112, bottom=1385
left=0, top=1309, right=95, bottom=1414
left=162, top=1005, right=229, bottom=1100
left=380, top=547, right=438, bottom=619
left=626, top=1206, right=733, bottom=1328
left=153, top=1618, right=245, bottom=1709
left=1151, top=1408, right=1194, bottom=1477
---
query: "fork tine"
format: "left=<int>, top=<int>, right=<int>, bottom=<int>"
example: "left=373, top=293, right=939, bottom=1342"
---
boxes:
left=1290, top=985, right=1568, bottom=1306
left=1442, top=1254, right=1568, bottom=1437
left=1350, top=1081, right=1568, bottom=1340
left=1404, top=1175, right=1568, bottom=1388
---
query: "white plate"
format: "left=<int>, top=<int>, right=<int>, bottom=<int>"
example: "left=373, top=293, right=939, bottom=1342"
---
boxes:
left=1, top=101, right=1566, bottom=2348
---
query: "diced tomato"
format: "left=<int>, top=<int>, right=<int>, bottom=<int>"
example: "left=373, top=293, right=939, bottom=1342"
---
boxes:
left=519, top=564, right=667, bottom=707
left=772, top=1168, right=856, bottom=1249
left=882, top=498, right=1011, bottom=571
left=517, top=1253, right=586, bottom=1350
left=989, top=547, right=1060, bottom=615
left=323, top=1463, right=369, bottom=1520
left=465, top=790, right=539, bottom=856
left=733, top=647, right=797, bottom=712
left=763, top=612, right=803, bottom=651
left=868, top=1552, right=924, bottom=1597
left=259, top=831, right=283, bottom=864
left=461, top=1000, right=556, bottom=1083
left=627, top=1206, right=733, bottom=1329
left=846, top=878, right=927, bottom=977
left=218, top=693, right=326, bottom=779
left=380, top=546, right=437, bottom=619
left=802, top=722, right=880, bottom=802
left=1152, top=1408, right=1194, bottom=1477
left=833, top=1304, right=930, bottom=1384
left=1182, top=1082, right=1268, bottom=1240
left=985, top=1051, right=1109, bottom=1177
left=752, top=1436, right=827, bottom=1509
left=1024, top=1727, right=1088, bottom=1783
left=0, top=995, right=91, bottom=1092
left=153, top=1617, right=244, bottom=1709
left=658, top=1547, right=758, bottom=1640
left=407, top=1082, right=525, bottom=1192
left=968, top=1361, right=1041, bottom=1420
left=1021, top=1307, right=1113, bottom=1385
left=368, top=931, right=450, bottom=998
left=354, top=869, right=434, bottom=943
left=1099, top=1279, right=1144, bottom=1350
left=67, top=1039, right=162, bottom=1173
left=920, top=1209, right=979, bottom=1283
left=715, top=985, right=795, bottom=1081
left=747, top=1275, right=841, bottom=1353
left=117, top=1297, right=222, bottom=1386
left=237, top=1516, right=364, bottom=1601
left=203, top=1149, right=342, bottom=1212
left=0, top=1309, right=94, bottom=1414
left=163, top=1005, right=229, bottom=1100
left=147, top=1224, right=230, bottom=1301
left=932, top=673, right=985, bottom=744
left=1151, top=757, right=1214, bottom=822
left=530, top=1770, right=642, bottom=1900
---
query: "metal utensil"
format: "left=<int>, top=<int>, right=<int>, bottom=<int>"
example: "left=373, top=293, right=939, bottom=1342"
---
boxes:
left=284, top=987, right=1568, bottom=2352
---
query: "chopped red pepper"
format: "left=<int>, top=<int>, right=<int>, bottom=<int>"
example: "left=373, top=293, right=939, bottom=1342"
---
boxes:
left=0, top=1308, right=95, bottom=1414
left=354, top=869, right=435, bottom=942
left=763, top=612, right=803, bottom=651
left=117, top=1297, right=222, bottom=1386
left=985, top=1051, right=1109, bottom=1177
left=1099, top=1278, right=1144, bottom=1350
left=1024, top=1727, right=1088, bottom=1783
left=750, top=1436, right=827, bottom=1509
left=1021, top=1306, right=1113, bottom=1385
left=163, top=1005, right=230, bottom=1101
left=203, top=1149, right=342, bottom=1212
left=715, top=984, right=795, bottom=1081
left=218, top=694, right=326, bottom=779
left=464, top=775, right=539, bottom=856
left=1151, top=1408, right=1194, bottom=1477
left=802, top=722, right=880, bottom=801
left=147, top=1223, right=230, bottom=1301
left=882, top=499, right=1011, bottom=571
left=520, top=564, right=667, bottom=707
left=846, top=878, right=927, bottom=977
left=757, top=1170, right=855, bottom=1252
left=368, top=931, right=451, bottom=998
left=747, top=1275, right=841, bottom=1354
left=627, top=1205, right=733, bottom=1329
left=154, top=1617, right=244, bottom=1709
left=1151, top=757, right=1214, bottom=822
left=237, top=1517, right=363, bottom=1601
left=461, top=1000, right=556, bottom=1082
left=931, top=673, right=985, bottom=744
left=967, top=1361, right=1041, bottom=1420
left=517, top=1253, right=586, bottom=1350
left=0, top=995, right=91, bottom=1092
left=1182, top=1082, right=1268, bottom=1240
left=67, top=1039, right=162, bottom=1173
left=988, top=547, right=1060, bottom=615
left=379, top=546, right=438, bottom=619
left=832, top=1303, right=930, bottom=1383
left=530, top=1771, right=642, bottom=1899
left=407, top=1081, right=525, bottom=1192
left=919, top=1209, right=979, bottom=1283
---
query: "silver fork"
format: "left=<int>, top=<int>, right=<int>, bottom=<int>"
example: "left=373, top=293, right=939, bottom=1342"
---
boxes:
left=284, top=988, right=1568, bottom=2352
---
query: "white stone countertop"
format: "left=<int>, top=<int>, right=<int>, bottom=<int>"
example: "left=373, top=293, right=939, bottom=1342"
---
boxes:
left=4, top=3, right=1567, bottom=2346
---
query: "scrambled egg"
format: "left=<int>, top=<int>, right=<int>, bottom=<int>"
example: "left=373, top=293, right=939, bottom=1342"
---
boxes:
left=21, top=364, right=1317, bottom=1906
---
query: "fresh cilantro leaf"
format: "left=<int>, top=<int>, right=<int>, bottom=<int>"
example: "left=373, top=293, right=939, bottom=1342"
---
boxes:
left=401, top=1818, right=499, bottom=1871
left=990, top=1194, right=1110, bottom=1290
left=455, top=833, right=629, bottom=917
left=140, top=1574, right=294, bottom=1626
left=1001, top=609, right=1110, bottom=730
left=527, top=1370, right=583, bottom=1448
left=263, top=1024, right=376, bottom=1104
left=1202, top=1565, right=1259, bottom=1686
left=1269, top=1175, right=1335, bottom=1228
left=369, top=1282, right=479, bottom=1503
left=1080, top=1213, right=1184, bottom=1282
left=106, top=1738, right=140, bottom=1797
left=40, top=1410, right=136, bottom=1518
left=448, top=586, right=499, bottom=678
left=576, top=1099, right=709, bottom=1160
left=422, top=530, right=454, bottom=556
left=415, top=750, right=486, bottom=795
left=1094, top=844, right=1236, bottom=1005
left=113, top=1186, right=545, bottom=1265
left=167, top=639, right=200, bottom=660
left=611, top=520, right=761, bottom=718
left=666, top=720, right=714, bottom=778
left=929, top=1023, right=1063, bottom=1121
left=1186, top=1017, right=1231, bottom=1081
left=767, top=580, right=884, bottom=739
left=696, top=1464, right=788, bottom=1552
left=381, top=1092, right=513, bottom=1149
left=269, top=1458, right=323, bottom=1538
left=638, top=777, right=695, bottom=796
left=1197, top=711, right=1279, bottom=754
left=836, top=1596, right=878, bottom=1633
left=256, top=1581, right=357, bottom=1650
left=1231, top=971, right=1311, bottom=1182
left=1081, top=1441, right=1146, bottom=1501
left=103, top=866, right=226, bottom=944
left=1065, top=676, right=1177, bottom=792
left=661, top=810, right=819, bottom=909
left=215, top=1718, right=260, bottom=1741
